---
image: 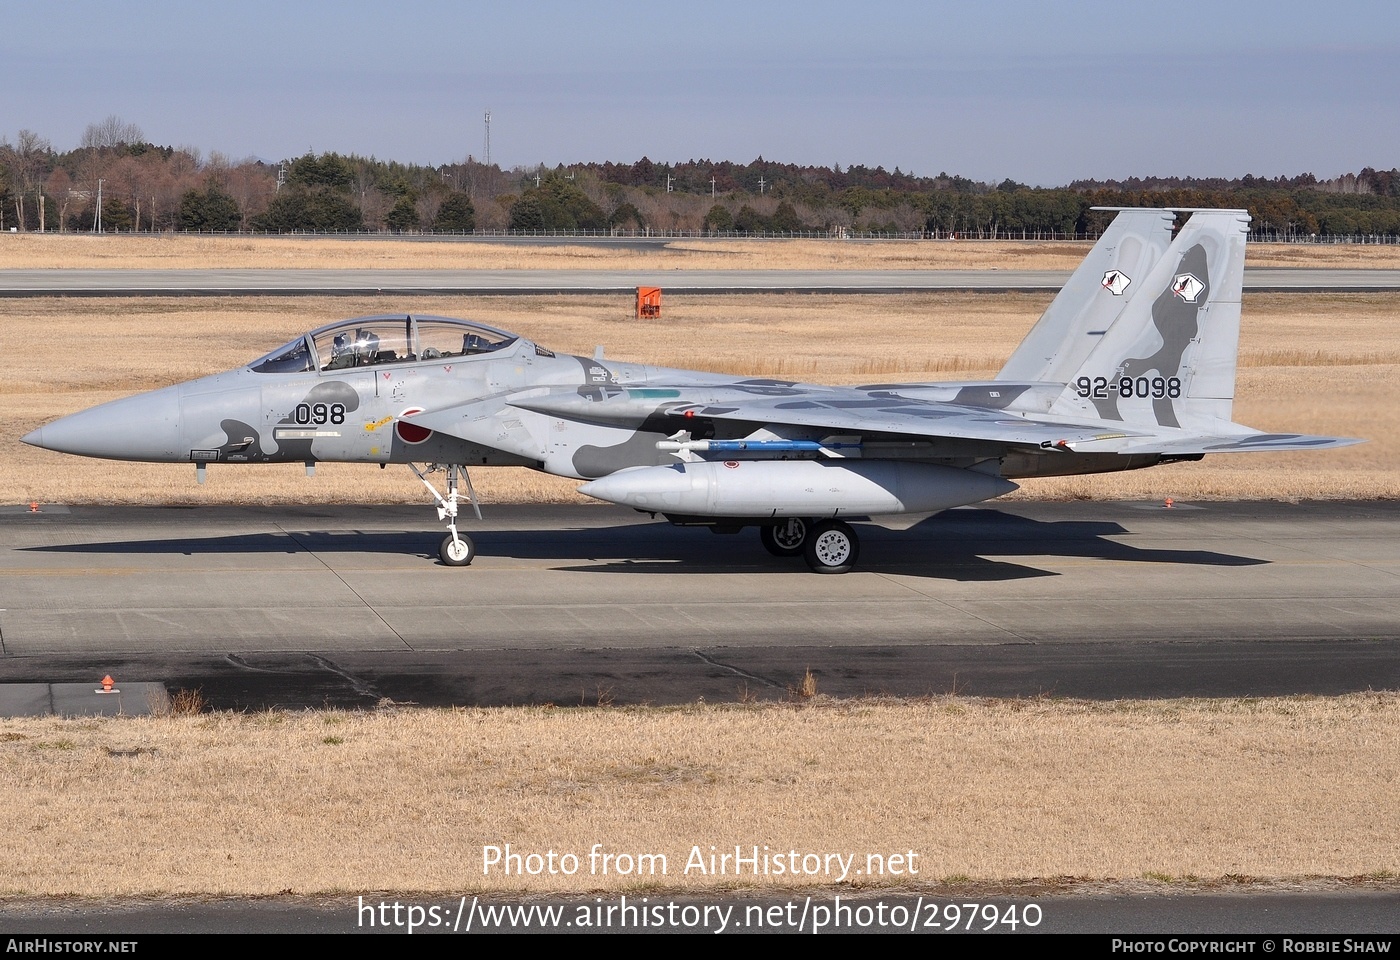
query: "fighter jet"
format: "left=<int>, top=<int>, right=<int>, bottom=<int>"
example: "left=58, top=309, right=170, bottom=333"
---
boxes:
left=23, top=208, right=1359, bottom=573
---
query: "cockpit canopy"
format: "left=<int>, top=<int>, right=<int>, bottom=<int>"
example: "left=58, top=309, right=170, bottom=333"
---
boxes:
left=250, top=315, right=520, bottom=374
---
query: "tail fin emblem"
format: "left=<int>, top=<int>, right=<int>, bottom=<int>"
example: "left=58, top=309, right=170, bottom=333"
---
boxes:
left=1172, top=273, right=1204, bottom=303
left=1101, top=270, right=1131, bottom=295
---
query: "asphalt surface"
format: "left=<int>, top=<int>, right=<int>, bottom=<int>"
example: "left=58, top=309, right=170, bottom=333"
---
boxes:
left=2, top=267, right=1399, bottom=295
left=2, top=500, right=1396, bottom=711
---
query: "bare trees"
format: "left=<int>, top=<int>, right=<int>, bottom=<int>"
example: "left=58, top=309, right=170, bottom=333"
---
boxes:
left=80, top=116, right=144, bottom=151
left=44, top=168, right=73, bottom=231
left=1, top=129, right=53, bottom=230
left=7, top=115, right=1398, bottom=237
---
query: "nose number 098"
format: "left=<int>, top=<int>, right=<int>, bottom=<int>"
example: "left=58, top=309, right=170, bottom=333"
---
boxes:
left=292, top=402, right=347, bottom=425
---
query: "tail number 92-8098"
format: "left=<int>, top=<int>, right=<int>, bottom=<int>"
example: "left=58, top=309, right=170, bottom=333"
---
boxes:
left=1076, top=376, right=1181, bottom=400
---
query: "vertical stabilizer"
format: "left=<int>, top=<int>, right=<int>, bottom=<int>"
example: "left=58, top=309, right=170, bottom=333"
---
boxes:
left=1049, top=209, right=1250, bottom=431
left=997, top=208, right=1175, bottom=383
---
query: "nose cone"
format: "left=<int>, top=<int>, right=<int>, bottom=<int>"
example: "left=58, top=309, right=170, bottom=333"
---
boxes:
left=23, top=384, right=184, bottom=462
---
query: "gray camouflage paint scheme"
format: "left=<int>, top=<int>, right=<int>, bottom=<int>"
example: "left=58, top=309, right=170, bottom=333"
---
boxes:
left=1088, top=243, right=1210, bottom=428
left=24, top=209, right=1360, bottom=538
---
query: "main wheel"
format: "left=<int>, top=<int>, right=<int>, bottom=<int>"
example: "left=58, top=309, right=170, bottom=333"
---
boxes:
left=804, top=520, right=859, bottom=574
left=760, top=517, right=811, bottom=557
left=439, top=533, right=475, bottom=566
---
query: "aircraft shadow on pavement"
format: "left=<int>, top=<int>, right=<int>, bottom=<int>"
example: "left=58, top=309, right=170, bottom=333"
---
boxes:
left=564, top=509, right=1266, bottom=580
left=25, top=509, right=1266, bottom=582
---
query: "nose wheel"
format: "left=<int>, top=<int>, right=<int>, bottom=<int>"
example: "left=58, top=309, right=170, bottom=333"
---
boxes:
left=440, top=533, right=476, bottom=566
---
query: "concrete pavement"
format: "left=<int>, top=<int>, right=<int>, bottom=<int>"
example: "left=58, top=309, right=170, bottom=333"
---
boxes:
left=2, top=501, right=1396, bottom=709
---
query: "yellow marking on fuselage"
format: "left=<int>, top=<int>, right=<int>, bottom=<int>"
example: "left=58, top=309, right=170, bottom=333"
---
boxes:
left=364, top=415, right=394, bottom=432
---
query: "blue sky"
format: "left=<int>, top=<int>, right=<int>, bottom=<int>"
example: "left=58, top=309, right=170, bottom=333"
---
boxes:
left=3, top=1, right=1395, bottom=185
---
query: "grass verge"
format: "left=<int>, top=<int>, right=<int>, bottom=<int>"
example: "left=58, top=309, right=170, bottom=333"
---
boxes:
left=1, top=694, right=1396, bottom=896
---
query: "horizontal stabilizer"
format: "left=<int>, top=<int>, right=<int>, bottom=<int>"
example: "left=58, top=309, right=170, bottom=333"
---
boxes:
left=1118, top=433, right=1365, bottom=456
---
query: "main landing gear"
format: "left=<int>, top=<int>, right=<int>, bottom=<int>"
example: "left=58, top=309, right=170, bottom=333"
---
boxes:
left=759, top=516, right=810, bottom=557
left=759, top=518, right=861, bottom=574
left=409, top=463, right=480, bottom=566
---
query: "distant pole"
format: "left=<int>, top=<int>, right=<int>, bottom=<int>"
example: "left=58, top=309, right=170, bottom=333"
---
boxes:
left=666, top=174, right=673, bottom=193
left=710, top=176, right=716, bottom=198
left=94, top=179, right=104, bottom=233
left=484, top=110, right=491, bottom=168
left=758, top=176, right=766, bottom=194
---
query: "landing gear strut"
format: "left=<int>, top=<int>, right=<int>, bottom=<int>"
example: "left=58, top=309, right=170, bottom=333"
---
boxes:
left=409, top=463, right=481, bottom=567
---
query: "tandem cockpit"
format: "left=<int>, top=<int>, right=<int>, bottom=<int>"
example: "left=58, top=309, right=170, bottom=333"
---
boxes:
left=249, top=315, right=522, bottom=374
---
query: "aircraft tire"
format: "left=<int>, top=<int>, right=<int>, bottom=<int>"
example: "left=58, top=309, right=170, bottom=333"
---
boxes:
left=760, top=517, right=811, bottom=557
left=440, top=534, right=475, bottom=566
left=804, top=520, right=858, bottom=574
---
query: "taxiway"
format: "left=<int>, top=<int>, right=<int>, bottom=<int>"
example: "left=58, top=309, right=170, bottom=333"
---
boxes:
left=2, top=501, right=1396, bottom=710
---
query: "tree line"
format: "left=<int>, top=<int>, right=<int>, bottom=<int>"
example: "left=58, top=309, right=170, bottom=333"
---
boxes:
left=2, top=117, right=1398, bottom=237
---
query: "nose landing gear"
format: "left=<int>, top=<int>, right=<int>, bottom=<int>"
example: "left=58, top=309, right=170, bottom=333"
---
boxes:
left=409, top=463, right=480, bottom=567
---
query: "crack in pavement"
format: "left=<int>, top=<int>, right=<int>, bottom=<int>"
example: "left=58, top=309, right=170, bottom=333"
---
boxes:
left=693, top=649, right=785, bottom=689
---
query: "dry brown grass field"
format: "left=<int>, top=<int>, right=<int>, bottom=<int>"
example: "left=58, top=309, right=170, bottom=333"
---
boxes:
left=4, top=291, right=1394, bottom=505
left=5, top=232, right=1400, bottom=271
left=0, top=695, right=1395, bottom=896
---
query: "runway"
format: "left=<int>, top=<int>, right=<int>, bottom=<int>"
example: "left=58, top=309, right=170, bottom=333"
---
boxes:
left=2, top=267, right=1399, bottom=295
left=2, top=501, right=1396, bottom=709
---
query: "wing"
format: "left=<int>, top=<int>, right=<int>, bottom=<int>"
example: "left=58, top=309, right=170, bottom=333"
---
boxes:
left=655, top=387, right=1360, bottom=455
left=406, top=381, right=1359, bottom=463
left=503, top=382, right=1152, bottom=451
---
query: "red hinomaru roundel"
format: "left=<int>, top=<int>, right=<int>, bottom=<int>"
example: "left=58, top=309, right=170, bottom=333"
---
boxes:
left=396, top=408, right=432, bottom=444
